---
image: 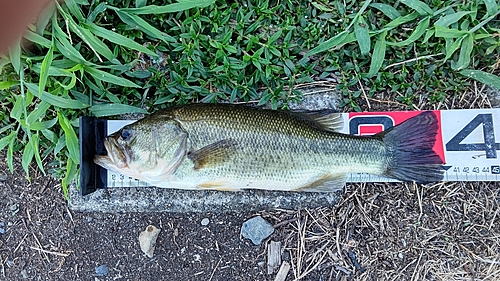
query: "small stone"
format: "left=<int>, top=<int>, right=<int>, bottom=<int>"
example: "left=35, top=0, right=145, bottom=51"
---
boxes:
left=7, top=222, right=12, bottom=226
left=398, top=253, right=404, bottom=259
left=193, top=254, right=201, bottom=262
left=95, top=265, right=109, bottom=276
left=6, top=260, right=13, bottom=267
left=0, top=222, right=4, bottom=227
left=241, top=216, right=274, bottom=245
left=87, top=217, right=93, bottom=222
left=9, top=203, right=19, bottom=211
left=201, top=218, right=210, bottom=226
left=20, top=269, right=28, bottom=279
left=0, top=228, right=5, bottom=234
left=139, top=225, right=161, bottom=258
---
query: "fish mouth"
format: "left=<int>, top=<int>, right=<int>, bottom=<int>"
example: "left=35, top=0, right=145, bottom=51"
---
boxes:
left=93, top=137, right=129, bottom=171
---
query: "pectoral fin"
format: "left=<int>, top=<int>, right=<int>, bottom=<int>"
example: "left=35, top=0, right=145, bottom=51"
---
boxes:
left=188, top=139, right=237, bottom=170
left=298, top=174, right=346, bottom=192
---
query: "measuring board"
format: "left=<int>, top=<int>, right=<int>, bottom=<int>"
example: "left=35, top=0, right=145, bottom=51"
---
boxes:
left=79, top=108, right=500, bottom=195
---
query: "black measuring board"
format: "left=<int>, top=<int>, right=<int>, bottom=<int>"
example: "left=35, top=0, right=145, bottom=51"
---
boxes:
left=79, top=117, right=108, bottom=196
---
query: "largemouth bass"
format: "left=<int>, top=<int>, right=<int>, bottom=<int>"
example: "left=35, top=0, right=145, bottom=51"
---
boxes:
left=94, top=104, right=444, bottom=192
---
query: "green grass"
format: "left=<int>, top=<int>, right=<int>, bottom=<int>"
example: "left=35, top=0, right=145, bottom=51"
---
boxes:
left=1, top=0, right=499, bottom=195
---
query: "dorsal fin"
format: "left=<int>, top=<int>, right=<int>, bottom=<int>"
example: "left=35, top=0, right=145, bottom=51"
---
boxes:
left=290, top=109, right=343, bottom=132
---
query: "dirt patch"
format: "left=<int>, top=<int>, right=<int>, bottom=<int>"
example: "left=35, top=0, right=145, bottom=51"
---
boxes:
left=0, top=155, right=278, bottom=280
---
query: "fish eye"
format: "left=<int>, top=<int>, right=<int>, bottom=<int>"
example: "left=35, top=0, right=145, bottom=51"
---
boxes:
left=120, top=128, right=132, bottom=141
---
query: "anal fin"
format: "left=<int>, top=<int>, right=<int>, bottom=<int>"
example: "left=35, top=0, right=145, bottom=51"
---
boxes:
left=297, top=174, right=346, bottom=192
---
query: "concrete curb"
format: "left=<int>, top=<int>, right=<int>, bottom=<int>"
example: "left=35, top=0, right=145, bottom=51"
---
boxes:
left=68, top=185, right=343, bottom=213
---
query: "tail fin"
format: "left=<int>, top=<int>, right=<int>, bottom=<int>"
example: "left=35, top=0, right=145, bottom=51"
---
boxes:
left=378, top=111, right=444, bottom=182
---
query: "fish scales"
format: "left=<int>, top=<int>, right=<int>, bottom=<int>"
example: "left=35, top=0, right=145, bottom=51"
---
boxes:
left=94, top=104, right=444, bottom=192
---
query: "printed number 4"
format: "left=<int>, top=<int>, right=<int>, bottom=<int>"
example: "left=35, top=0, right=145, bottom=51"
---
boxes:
left=446, top=114, right=500, bottom=158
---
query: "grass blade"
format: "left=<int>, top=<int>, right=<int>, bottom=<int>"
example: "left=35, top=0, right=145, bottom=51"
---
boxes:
left=434, top=25, right=469, bottom=38
left=56, top=72, right=78, bottom=90
left=483, top=0, right=498, bottom=16
left=39, top=42, right=54, bottom=96
left=400, top=0, right=433, bottom=15
left=36, top=1, right=56, bottom=35
left=369, top=3, right=401, bottom=20
left=26, top=101, right=51, bottom=125
left=306, top=31, right=349, bottom=56
left=387, top=16, right=430, bottom=46
left=22, top=136, right=35, bottom=179
left=470, top=11, right=500, bottom=33
left=25, top=83, right=89, bottom=109
left=0, top=131, right=16, bottom=152
left=52, top=16, right=88, bottom=64
left=42, top=129, right=58, bottom=144
left=460, top=69, right=500, bottom=89
left=122, top=0, right=215, bottom=14
left=32, top=133, right=45, bottom=175
left=85, top=66, right=141, bottom=88
left=136, top=0, right=147, bottom=8
left=63, top=13, right=116, bottom=63
left=455, top=33, right=473, bottom=70
left=24, top=31, right=52, bottom=48
left=114, top=9, right=176, bottom=43
left=444, top=37, right=463, bottom=61
left=89, top=103, right=148, bottom=117
left=0, top=81, right=19, bottom=90
left=84, top=22, right=157, bottom=56
left=366, top=31, right=387, bottom=77
left=63, top=0, right=85, bottom=22
left=7, top=136, right=15, bottom=172
left=435, top=11, right=472, bottom=27
left=61, top=158, right=76, bottom=199
left=88, top=2, right=107, bottom=22
left=354, top=15, right=370, bottom=56
left=384, top=12, right=420, bottom=30
left=30, top=117, right=58, bottom=131
left=58, top=112, right=80, bottom=165
left=10, top=96, right=24, bottom=121
left=31, top=64, right=74, bottom=77
left=8, top=41, right=21, bottom=74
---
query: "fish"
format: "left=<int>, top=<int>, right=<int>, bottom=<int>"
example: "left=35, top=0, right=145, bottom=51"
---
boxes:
left=93, top=103, right=444, bottom=192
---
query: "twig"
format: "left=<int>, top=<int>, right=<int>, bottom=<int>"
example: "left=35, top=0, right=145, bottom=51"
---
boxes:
left=13, top=234, right=28, bottom=254
left=384, top=54, right=442, bottom=70
left=411, top=251, right=424, bottom=281
left=273, top=217, right=299, bottom=229
left=29, top=246, right=70, bottom=257
left=66, top=208, right=74, bottom=224
left=32, top=233, right=50, bottom=262
left=416, top=183, right=423, bottom=222
left=357, top=75, right=371, bottom=109
left=208, top=258, right=222, bottom=281
left=294, top=248, right=329, bottom=280
left=336, top=227, right=342, bottom=260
